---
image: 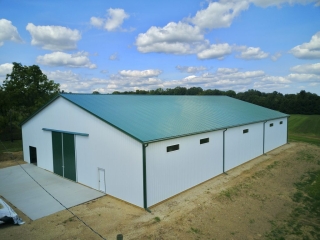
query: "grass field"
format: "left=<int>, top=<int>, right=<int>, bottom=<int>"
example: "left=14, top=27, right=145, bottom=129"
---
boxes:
left=288, top=114, right=320, bottom=145
left=0, top=139, right=23, bottom=154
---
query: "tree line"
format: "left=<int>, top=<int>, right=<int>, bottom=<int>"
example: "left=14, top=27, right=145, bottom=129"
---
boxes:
left=1, top=63, right=319, bottom=141
left=112, top=87, right=320, bottom=115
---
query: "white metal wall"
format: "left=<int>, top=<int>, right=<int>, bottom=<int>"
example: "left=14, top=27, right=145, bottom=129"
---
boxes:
left=146, top=131, right=223, bottom=207
left=264, top=117, right=287, bottom=152
left=225, top=122, right=264, bottom=172
left=22, top=97, right=144, bottom=208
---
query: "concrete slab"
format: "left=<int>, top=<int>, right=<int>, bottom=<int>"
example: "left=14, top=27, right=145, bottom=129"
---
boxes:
left=0, top=164, right=105, bottom=220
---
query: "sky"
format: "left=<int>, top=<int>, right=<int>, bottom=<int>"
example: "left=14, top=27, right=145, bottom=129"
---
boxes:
left=0, top=0, right=320, bottom=94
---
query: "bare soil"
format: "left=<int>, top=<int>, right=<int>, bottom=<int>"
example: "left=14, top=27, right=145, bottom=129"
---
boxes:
left=0, top=152, right=26, bottom=168
left=1, top=142, right=320, bottom=240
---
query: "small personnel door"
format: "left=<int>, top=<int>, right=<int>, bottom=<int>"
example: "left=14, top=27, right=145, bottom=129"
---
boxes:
left=52, top=132, right=76, bottom=181
left=98, top=168, right=106, bottom=193
left=29, top=146, right=37, bottom=165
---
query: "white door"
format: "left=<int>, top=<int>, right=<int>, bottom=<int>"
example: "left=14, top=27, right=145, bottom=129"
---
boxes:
left=98, top=168, right=106, bottom=193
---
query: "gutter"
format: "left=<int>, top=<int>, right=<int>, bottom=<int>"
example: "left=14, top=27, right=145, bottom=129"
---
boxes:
left=223, top=128, right=228, bottom=174
left=142, top=143, right=151, bottom=213
left=143, top=116, right=289, bottom=145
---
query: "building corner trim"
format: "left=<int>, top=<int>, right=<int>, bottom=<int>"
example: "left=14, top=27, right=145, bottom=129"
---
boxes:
left=223, top=129, right=228, bottom=174
left=142, top=143, right=151, bottom=212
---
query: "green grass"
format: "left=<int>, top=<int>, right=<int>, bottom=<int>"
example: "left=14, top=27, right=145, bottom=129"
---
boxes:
left=0, top=140, right=23, bottom=154
left=190, top=227, right=201, bottom=234
left=288, top=115, right=320, bottom=145
left=266, top=169, right=320, bottom=239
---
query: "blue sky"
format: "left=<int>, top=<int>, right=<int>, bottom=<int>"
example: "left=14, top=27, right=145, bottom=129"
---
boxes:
left=0, top=0, right=320, bottom=94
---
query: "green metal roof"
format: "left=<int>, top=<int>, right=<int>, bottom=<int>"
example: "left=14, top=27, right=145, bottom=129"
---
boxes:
left=60, top=94, right=289, bottom=143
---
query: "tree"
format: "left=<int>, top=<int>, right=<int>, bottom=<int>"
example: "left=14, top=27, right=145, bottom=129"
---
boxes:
left=187, top=87, right=203, bottom=95
left=3, top=63, right=60, bottom=113
left=1, top=63, right=60, bottom=137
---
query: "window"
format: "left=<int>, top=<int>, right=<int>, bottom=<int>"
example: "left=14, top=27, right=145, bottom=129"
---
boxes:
left=200, top=138, right=209, bottom=144
left=270, top=123, right=274, bottom=127
left=167, top=144, right=179, bottom=152
left=243, top=129, right=249, bottom=134
left=280, top=121, right=283, bottom=124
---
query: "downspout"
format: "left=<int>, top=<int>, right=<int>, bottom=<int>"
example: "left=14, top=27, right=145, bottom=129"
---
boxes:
left=223, top=129, right=228, bottom=174
left=263, top=121, right=267, bottom=155
left=142, top=143, right=151, bottom=213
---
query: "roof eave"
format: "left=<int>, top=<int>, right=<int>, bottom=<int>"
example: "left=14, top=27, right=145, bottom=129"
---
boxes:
left=142, top=115, right=290, bottom=144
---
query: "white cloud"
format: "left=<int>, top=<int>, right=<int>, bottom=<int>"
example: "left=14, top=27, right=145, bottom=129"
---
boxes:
left=236, top=46, right=269, bottom=59
left=260, top=76, right=291, bottom=83
left=45, top=70, right=110, bottom=92
left=271, top=52, right=282, bottom=61
left=134, top=0, right=320, bottom=58
left=189, top=1, right=250, bottom=29
left=37, top=52, right=97, bottom=69
left=183, top=75, right=197, bottom=80
left=177, top=69, right=265, bottom=89
left=45, top=70, right=82, bottom=82
left=253, top=82, right=290, bottom=91
left=176, top=66, right=207, bottom=73
left=217, top=68, right=239, bottom=74
left=0, top=63, right=13, bottom=84
left=109, top=53, right=119, bottom=60
left=136, top=22, right=208, bottom=54
left=251, top=0, right=320, bottom=7
left=90, top=8, right=129, bottom=31
left=0, top=63, right=13, bottom=76
left=119, top=69, right=162, bottom=78
left=253, top=75, right=291, bottom=91
left=0, top=19, right=22, bottom=46
left=26, top=23, right=81, bottom=51
left=288, top=73, right=320, bottom=82
left=290, top=62, right=320, bottom=75
left=289, top=32, right=320, bottom=59
left=197, top=43, right=232, bottom=59
left=90, top=17, right=104, bottom=28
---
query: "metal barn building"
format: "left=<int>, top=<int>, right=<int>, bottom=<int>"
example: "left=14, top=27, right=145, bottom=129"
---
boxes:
left=22, top=94, right=289, bottom=210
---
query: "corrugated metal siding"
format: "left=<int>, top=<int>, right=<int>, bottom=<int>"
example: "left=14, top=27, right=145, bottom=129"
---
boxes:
left=146, top=131, right=223, bottom=207
left=60, top=94, right=289, bottom=143
left=22, top=97, right=144, bottom=208
left=225, top=122, right=264, bottom=171
left=264, top=117, right=287, bottom=152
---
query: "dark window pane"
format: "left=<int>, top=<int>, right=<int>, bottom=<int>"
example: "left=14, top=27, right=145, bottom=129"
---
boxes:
left=167, top=144, right=179, bottom=152
left=270, top=123, right=274, bottom=127
left=243, top=129, right=249, bottom=134
left=200, top=138, right=209, bottom=144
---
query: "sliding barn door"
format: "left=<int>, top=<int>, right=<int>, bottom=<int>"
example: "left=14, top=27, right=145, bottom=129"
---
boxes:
left=52, top=132, right=76, bottom=181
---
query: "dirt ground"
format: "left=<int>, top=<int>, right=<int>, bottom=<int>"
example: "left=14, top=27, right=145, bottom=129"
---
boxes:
left=1, top=142, right=320, bottom=240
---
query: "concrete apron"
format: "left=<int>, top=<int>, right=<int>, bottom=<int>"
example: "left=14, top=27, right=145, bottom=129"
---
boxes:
left=0, top=164, right=105, bottom=220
